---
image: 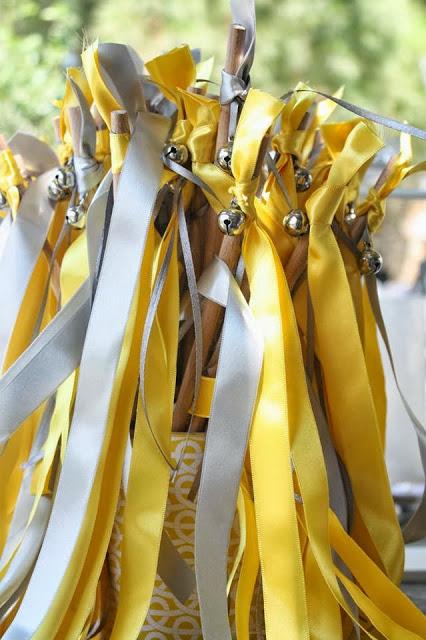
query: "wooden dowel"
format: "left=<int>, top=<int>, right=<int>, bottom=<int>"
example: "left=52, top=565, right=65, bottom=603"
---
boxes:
left=91, top=103, right=107, bottom=130
left=202, top=24, right=246, bottom=271
left=111, top=110, right=130, bottom=193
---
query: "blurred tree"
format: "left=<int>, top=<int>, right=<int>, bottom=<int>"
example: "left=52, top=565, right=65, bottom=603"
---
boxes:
left=0, top=0, right=96, bottom=137
left=1, top=0, right=426, bottom=141
left=95, top=0, right=426, bottom=126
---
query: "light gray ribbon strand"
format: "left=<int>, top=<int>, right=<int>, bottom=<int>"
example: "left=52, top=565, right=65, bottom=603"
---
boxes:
left=195, top=258, right=263, bottom=640
left=7, top=132, right=58, bottom=176
left=98, top=43, right=146, bottom=127
left=0, top=169, right=57, bottom=370
left=0, top=281, right=90, bottom=446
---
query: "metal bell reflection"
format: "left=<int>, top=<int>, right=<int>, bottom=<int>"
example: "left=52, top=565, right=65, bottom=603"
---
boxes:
left=0, top=191, right=8, bottom=209
left=283, top=208, right=309, bottom=236
left=163, top=143, right=189, bottom=165
left=294, top=166, right=313, bottom=192
left=344, top=201, right=357, bottom=224
left=66, top=202, right=86, bottom=229
left=359, top=247, right=383, bottom=275
left=55, top=166, right=76, bottom=190
left=47, top=165, right=75, bottom=202
left=216, top=146, right=232, bottom=173
left=217, top=205, right=246, bottom=236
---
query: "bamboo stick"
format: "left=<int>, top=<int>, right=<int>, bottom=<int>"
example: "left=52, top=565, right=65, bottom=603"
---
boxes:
left=111, top=110, right=130, bottom=193
left=202, top=24, right=246, bottom=271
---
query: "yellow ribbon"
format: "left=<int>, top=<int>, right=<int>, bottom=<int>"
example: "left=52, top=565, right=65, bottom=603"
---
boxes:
left=0, top=149, right=25, bottom=216
left=306, top=121, right=404, bottom=583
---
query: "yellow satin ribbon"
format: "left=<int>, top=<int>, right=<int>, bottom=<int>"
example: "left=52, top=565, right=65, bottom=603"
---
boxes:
left=0, top=149, right=25, bottom=216
left=146, top=45, right=196, bottom=118
left=82, top=42, right=122, bottom=130
left=110, top=132, right=130, bottom=175
left=226, top=88, right=309, bottom=639
left=306, top=121, right=404, bottom=583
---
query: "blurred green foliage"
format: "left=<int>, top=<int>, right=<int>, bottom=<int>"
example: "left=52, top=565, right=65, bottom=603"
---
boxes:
left=1, top=0, right=426, bottom=140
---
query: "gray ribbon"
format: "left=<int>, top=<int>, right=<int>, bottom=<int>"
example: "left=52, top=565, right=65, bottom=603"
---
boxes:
left=220, top=70, right=249, bottom=105
left=195, top=258, right=263, bottom=640
left=229, top=0, right=256, bottom=84
left=282, top=88, right=426, bottom=142
left=3, top=111, right=170, bottom=640
left=69, top=79, right=104, bottom=193
left=0, top=281, right=90, bottom=446
left=162, top=156, right=226, bottom=208
left=7, top=132, right=58, bottom=176
left=0, top=169, right=57, bottom=370
left=0, top=400, right=55, bottom=608
left=98, top=43, right=146, bottom=127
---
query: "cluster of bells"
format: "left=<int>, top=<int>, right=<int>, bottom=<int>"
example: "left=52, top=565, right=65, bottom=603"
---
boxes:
left=147, top=140, right=382, bottom=276
left=47, top=163, right=87, bottom=229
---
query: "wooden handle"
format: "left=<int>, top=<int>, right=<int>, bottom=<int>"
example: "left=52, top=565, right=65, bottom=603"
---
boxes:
left=111, top=110, right=130, bottom=193
left=202, top=24, right=247, bottom=271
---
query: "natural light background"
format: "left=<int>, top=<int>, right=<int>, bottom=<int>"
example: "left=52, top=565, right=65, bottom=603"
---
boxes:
left=1, top=0, right=426, bottom=139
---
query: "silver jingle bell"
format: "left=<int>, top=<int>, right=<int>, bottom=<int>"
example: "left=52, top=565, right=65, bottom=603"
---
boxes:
left=55, top=166, right=76, bottom=191
left=66, top=203, right=86, bottom=229
left=283, top=208, right=309, bottom=237
left=47, top=165, right=76, bottom=201
left=359, top=247, right=383, bottom=276
left=217, top=206, right=246, bottom=236
left=344, top=201, right=357, bottom=224
left=163, top=142, right=189, bottom=165
left=216, top=146, right=232, bottom=173
left=0, top=191, right=8, bottom=209
left=294, top=166, right=313, bottom=192
left=47, top=180, right=67, bottom=202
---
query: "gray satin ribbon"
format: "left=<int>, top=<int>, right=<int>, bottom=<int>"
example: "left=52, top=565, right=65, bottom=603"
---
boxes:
left=229, top=0, right=256, bottom=83
left=69, top=79, right=104, bottom=193
left=0, top=213, right=12, bottom=259
left=220, top=0, right=255, bottom=140
left=162, top=156, right=226, bottom=208
left=366, top=275, right=426, bottom=542
left=220, top=70, right=249, bottom=105
left=139, top=220, right=196, bottom=604
left=174, top=188, right=203, bottom=471
left=0, top=280, right=90, bottom=446
left=0, top=170, right=112, bottom=447
left=98, top=43, right=146, bottom=126
left=282, top=89, right=426, bottom=142
left=3, top=111, right=170, bottom=640
left=0, top=169, right=57, bottom=370
left=7, top=132, right=58, bottom=175
left=195, top=258, right=263, bottom=640
left=0, top=400, right=55, bottom=608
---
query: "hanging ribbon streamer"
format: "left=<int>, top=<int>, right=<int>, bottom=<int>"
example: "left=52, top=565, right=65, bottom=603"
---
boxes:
left=195, top=258, right=263, bottom=640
